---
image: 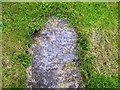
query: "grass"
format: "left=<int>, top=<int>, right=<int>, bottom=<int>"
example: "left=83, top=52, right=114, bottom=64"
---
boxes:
left=2, top=2, right=119, bottom=88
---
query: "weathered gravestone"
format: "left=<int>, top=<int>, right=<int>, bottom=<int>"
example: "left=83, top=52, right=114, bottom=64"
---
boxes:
left=27, top=17, right=84, bottom=89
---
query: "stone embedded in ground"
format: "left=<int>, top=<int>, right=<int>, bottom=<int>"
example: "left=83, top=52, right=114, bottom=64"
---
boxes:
left=27, top=17, right=83, bottom=88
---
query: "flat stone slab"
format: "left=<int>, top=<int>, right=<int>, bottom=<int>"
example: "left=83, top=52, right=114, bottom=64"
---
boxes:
left=27, top=17, right=83, bottom=88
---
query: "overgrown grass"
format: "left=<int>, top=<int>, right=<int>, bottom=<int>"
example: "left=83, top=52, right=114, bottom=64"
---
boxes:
left=2, top=2, right=119, bottom=88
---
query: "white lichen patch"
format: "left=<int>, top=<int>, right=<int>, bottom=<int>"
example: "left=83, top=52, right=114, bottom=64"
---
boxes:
left=28, top=17, right=83, bottom=88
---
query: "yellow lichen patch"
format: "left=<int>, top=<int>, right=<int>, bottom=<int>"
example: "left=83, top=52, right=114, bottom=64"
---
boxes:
left=35, top=42, right=43, bottom=47
left=59, top=83, right=65, bottom=88
left=63, top=62, right=76, bottom=71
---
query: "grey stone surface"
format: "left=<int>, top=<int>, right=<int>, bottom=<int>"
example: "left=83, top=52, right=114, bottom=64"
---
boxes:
left=27, top=17, right=83, bottom=89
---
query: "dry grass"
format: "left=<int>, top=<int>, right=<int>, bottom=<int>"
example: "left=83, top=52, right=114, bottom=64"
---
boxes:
left=91, top=29, right=118, bottom=76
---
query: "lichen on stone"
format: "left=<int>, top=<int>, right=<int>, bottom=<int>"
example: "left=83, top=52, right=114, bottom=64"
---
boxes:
left=27, top=17, right=84, bottom=88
